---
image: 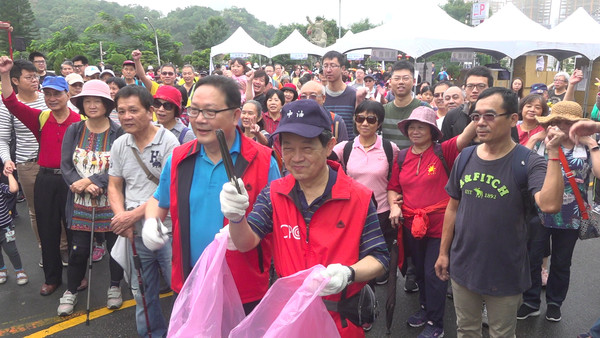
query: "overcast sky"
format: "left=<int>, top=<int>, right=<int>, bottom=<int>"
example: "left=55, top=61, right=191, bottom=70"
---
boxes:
left=110, top=0, right=446, bottom=27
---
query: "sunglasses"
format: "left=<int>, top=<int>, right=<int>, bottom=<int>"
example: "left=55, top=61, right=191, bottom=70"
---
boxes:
left=152, top=99, right=176, bottom=111
left=161, top=71, right=175, bottom=76
left=355, top=115, right=378, bottom=124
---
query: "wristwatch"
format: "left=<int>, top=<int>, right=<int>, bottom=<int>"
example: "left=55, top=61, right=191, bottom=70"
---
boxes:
left=347, top=266, right=356, bottom=284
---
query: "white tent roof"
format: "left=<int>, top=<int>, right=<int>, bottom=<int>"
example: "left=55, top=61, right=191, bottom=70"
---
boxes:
left=269, top=30, right=325, bottom=57
left=550, top=7, right=600, bottom=60
left=329, top=31, right=371, bottom=56
left=210, top=26, right=270, bottom=58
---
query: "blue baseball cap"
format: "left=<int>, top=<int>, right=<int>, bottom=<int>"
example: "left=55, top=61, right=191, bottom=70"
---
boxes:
left=530, top=83, right=548, bottom=94
left=271, top=100, right=332, bottom=139
left=41, top=76, right=69, bottom=92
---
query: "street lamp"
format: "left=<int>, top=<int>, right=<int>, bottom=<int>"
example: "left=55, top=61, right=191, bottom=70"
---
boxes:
left=144, top=17, right=161, bottom=67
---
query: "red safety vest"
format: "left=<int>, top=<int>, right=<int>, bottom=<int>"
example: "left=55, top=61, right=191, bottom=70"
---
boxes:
left=270, top=161, right=371, bottom=338
left=169, top=130, right=273, bottom=303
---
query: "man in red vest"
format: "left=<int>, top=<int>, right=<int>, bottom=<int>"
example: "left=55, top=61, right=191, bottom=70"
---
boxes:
left=143, top=75, right=280, bottom=314
left=220, top=99, right=389, bottom=337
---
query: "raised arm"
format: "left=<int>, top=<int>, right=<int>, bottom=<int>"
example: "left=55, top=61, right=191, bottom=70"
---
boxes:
left=564, top=69, right=583, bottom=102
left=534, top=126, right=565, bottom=213
left=0, top=56, right=14, bottom=99
left=456, top=121, right=477, bottom=151
left=132, top=50, right=153, bottom=91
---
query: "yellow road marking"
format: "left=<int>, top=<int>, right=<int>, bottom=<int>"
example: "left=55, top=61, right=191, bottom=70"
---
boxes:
left=19, top=292, right=172, bottom=338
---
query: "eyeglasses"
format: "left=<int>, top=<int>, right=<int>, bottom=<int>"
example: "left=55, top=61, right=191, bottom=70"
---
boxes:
left=466, top=83, right=487, bottom=90
left=444, top=94, right=462, bottom=101
left=470, top=112, right=510, bottom=122
left=322, top=64, right=340, bottom=70
left=152, top=99, right=176, bottom=111
left=187, top=106, right=237, bottom=119
left=22, top=75, right=40, bottom=82
left=391, top=76, right=413, bottom=82
left=433, top=93, right=444, bottom=98
left=73, top=64, right=84, bottom=69
left=554, top=78, right=566, bottom=83
left=299, top=94, right=322, bottom=100
left=33, top=60, right=46, bottom=64
left=355, top=115, right=378, bottom=124
left=161, top=71, right=175, bottom=76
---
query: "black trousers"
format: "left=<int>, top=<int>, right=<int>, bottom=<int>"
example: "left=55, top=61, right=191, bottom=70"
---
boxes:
left=35, top=169, right=70, bottom=285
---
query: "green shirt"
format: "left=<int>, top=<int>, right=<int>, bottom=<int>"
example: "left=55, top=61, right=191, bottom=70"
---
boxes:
left=383, top=98, right=427, bottom=149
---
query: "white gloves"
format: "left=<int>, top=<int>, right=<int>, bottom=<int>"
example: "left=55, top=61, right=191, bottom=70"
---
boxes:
left=220, top=178, right=249, bottom=223
left=142, top=218, right=169, bottom=251
left=319, top=263, right=352, bottom=296
left=214, top=225, right=238, bottom=251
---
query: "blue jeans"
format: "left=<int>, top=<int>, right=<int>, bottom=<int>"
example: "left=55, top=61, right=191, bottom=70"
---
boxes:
left=590, top=317, right=600, bottom=337
left=129, top=236, right=172, bottom=337
left=523, top=221, right=579, bottom=309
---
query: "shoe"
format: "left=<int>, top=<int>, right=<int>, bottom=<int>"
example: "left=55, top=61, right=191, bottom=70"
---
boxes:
left=404, top=278, right=419, bottom=293
left=418, top=322, right=444, bottom=338
left=107, top=286, right=123, bottom=309
left=57, top=291, right=77, bottom=316
left=92, top=243, right=106, bottom=262
left=361, top=322, right=372, bottom=331
left=577, top=333, right=592, bottom=338
left=60, top=250, right=69, bottom=267
left=541, top=268, right=549, bottom=287
left=546, top=304, right=561, bottom=322
left=0, top=268, right=7, bottom=284
left=407, top=307, right=428, bottom=327
left=16, top=191, right=25, bottom=203
left=375, top=273, right=388, bottom=285
left=77, top=277, right=88, bottom=291
left=517, top=304, right=540, bottom=320
left=16, top=270, right=28, bottom=285
left=39, top=257, right=43, bottom=268
left=482, top=304, right=489, bottom=327
left=40, top=283, right=60, bottom=296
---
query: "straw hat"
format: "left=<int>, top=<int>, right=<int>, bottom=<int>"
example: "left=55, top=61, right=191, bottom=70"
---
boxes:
left=397, top=106, right=443, bottom=141
left=535, top=101, right=584, bottom=125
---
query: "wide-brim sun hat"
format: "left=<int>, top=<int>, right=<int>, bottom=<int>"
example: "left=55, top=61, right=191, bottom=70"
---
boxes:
left=535, top=100, right=585, bottom=125
left=71, top=79, right=114, bottom=112
left=397, top=106, right=443, bottom=141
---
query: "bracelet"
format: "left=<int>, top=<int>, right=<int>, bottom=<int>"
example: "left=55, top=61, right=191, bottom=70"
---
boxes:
left=591, top=146, right=600, bottom=152
left=548, top=158, right=560, bottom=161
left=346, top=266, right=356, bottom=284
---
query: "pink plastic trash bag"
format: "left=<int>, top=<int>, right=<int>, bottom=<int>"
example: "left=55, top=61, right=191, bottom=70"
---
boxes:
left=168, top=231, right=245, bottom=337
left=230, top=265, right=340, bottom=338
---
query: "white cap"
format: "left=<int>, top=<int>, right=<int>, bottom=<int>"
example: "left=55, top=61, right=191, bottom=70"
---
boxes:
left=84, top=65, right=101, bottom=77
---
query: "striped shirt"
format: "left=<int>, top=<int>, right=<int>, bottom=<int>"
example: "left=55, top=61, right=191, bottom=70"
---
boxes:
left=0, top=94, right=45, bottom=163
left=382, top=98, right=428, bottom=149
left=0, top=183, right=14, bottom=227
left=248, top=166, right=390, bottom=270
left=325, top=86, right=357, bottom=138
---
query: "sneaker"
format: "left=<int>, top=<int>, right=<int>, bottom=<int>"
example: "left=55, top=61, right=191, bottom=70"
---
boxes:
left=57, top=291, right=77, bottom=316
left=107, top=286, right=123, bottom=309
left=0, top=268, right=7, bottom=284
left=407, top=307, right=428, bottom=327
left=541, top=268, right=549, bottom=287
left=517, top=304, right=540, bottom=320
left=16, top=270, right=28, bottom=285
left=60, top=250, right=69, bottom=267
left=482, top=304, right=489, bottom=327
left=546, top=304, right=561, bottom=322
left=92, top=243, right=106, bottom=262
left=16, top=191, right=25, bottom=203
left=39, top=257, right=43, bottom=268
left=404, top=277, right=419, bottom=293
left=361, top=322, right=372, bottom=331
left=418, top=321, right=444, bottom=338
left=375, top=273, right=388, bottom=285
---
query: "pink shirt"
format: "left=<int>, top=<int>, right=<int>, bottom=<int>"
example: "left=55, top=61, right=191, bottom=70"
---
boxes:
left=333, top=135, right=400, bottom=213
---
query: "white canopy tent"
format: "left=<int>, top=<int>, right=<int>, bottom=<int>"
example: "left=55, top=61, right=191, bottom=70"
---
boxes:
left=209, top=27, right=271, bottom=71
left=269, top=29, right=326, bottom=58
left=550, top=7, right=600, bottom=61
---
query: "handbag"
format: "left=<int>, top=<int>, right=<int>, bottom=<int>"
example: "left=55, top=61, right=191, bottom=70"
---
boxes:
left=558, top=148, right=600, bottom=240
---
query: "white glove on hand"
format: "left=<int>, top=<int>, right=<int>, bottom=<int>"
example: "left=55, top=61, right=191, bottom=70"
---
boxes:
left=319, top=263, right=352, bottom=296
left=142, top=218, right=169, bottom=251
left=214, top=225, right=238, bottom=251
left=220, top=178, right=249, bottom=223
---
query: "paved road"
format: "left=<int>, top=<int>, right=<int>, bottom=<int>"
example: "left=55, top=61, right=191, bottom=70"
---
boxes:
left=2, top=202, right=599, bottom=337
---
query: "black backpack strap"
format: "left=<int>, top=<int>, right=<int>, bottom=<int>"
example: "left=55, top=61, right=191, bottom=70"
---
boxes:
left=433, top=143, right=450, bottom=177
left=256, top=243, right=264, bottom=273
left=342, top=137, right=355, bottom=171
left=455, top=145, right=477, bottom=199
left=511, top=145, right=536, bottom=224
left=396, top=148, right=410, bottom=174
left=382, top=139, right=394, bottom=180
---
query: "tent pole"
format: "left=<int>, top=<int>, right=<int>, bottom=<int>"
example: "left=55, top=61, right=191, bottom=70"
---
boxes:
left=508, top=57, right=514, bottom=89
left=582, top=58, right=594, bottom=117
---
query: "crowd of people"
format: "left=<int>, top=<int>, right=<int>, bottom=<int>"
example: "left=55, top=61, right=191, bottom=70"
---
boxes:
left=0, top=48, right=599, bottom=338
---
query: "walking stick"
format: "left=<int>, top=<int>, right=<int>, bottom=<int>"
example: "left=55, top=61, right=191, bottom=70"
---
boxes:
left=86, top=197, right=98, bottom=325
left=131, top=238, right=152, bottom=337
left=215, top=129, right=241, bottom=193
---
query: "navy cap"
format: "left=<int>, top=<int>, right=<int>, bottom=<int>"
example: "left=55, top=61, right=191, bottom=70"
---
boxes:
left=271, top=100, right=332, bottom=139
left=41, top=76, right=69, bottom=92
left=531, top=83, right=548, bottom=94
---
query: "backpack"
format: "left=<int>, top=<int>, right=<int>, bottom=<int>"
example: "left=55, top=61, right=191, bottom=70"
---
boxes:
left=342, top=137, right=394, bottom=180
left=396, top=143, right=450, bottom=178
left=455, top=144, right=538, bottom=225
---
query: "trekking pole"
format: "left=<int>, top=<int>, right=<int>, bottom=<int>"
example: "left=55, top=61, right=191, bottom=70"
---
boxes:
left=215, top=129, right=241, bottom=193
left=131, top=238, right=152, bottom=337
left=86, top=197, right=98, bottom=325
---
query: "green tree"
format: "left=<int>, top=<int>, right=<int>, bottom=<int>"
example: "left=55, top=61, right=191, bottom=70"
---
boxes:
left=28, top=26, right=86, bottom=71
left=349, top=18, right=379, bottom=34
left=441, top=0, right=472, bottom=25
left=190, top=16, right=229, bottom=50
left=0, top=0, right=38, bottom=53
left=183, top=49, right=211, bottom=71
left=272, top=23, right=308, bottom=46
